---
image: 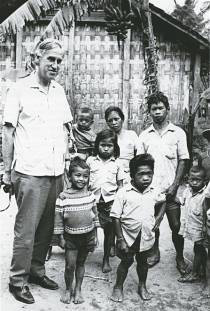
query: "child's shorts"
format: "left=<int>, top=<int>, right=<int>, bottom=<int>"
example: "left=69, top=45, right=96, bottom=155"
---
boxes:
left=116, top=232, right=152, bottom=264
left=97, top=200, right=114, bottom=228
left=64, top=230, right=96, bottom=252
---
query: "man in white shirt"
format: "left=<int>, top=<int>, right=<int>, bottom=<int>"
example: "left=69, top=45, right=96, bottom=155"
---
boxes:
left=137, top=91, right=189, bottom=274
left=2, top=39, right=72, bottom=304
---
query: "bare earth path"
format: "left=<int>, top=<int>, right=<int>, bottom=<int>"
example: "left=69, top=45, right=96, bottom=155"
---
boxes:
left=0, top=195, right=210, bottom=311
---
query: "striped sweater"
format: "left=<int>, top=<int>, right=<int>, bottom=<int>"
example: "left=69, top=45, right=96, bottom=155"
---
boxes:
left=54, top=187, right=100, bottom=235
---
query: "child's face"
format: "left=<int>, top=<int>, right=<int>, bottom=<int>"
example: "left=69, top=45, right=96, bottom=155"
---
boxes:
left=132, top=165, right=153, bottom=192
left=188, top=171, right=205, bottom=193
left=98, top=138, right=114, bottom=160
left=70, top=166, right=89, bottom=190
left=77, top=112, right=93, bottom=131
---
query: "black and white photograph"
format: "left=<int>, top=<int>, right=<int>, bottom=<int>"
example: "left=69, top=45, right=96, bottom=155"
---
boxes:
left=0, top=0, right=209, bottom=310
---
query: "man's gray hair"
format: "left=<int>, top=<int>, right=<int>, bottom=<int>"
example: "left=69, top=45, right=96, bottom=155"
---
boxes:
left=34, top=38, right=64, bottom=57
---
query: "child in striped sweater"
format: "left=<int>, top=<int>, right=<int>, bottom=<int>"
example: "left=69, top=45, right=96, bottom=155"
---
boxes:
left=54, top=157, right=99, bottom=305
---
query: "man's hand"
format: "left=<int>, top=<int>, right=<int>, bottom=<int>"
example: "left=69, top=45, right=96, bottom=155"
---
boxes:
left=117, top=237, right=128, bottom=253
left=166, top=183, right=178, bottom=201
left=152, top=215, right=163, bottom=232
left=2, top=171, right=11, bottom=185
left=2, top=171, right=14, bottom=195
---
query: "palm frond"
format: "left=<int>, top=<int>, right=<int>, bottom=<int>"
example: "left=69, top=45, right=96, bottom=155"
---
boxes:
left=0, top=0, right=109, bottom=40
left=0, top=0, right=59, bottom=36
left=41, top=6, right=74, bottom=37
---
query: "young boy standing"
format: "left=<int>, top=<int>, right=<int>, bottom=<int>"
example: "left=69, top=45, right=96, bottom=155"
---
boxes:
left=110, top=154, right=166, bottom=302
left=178, top=166, right=209, bottom=283
left=54, top=157, right=99, bottom=304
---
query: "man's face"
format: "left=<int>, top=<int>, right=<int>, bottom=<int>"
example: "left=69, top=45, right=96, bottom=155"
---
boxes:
left=77, top=112, right=93, bottom=131
left=150, top=102, right=168, bottom=124
left=37, top=48, right=63, bottom=83
left=132, top=165, right=153, bottom=192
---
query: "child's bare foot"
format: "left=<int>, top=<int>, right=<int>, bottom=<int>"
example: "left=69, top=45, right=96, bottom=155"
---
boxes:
left=110, top=287, right=123, bottom=302
left=138, top=284, right=151, bottom=301
left=102, top=260, right=112, bottom=273
left=73, top=289, right=84, bottom=304
left=60, top=289, right=73, bottom=304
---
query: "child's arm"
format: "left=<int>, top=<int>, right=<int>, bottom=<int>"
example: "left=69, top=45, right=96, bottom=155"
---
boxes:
left=92, top=198, right=100, bottom=229
left=204, top=197, right=210, bottom=239
left=94, top=227, right=99, bottom=248
left=92, top=198, right=100, bottom=247
left=110, top=189, right=128, bottom=252
left=54, top=197, right=65, bottom=235
left=152, top=201, right=166, bottom=232
left=112, top=218, right=128, bottom=252
left=54, top=199, right=66, bottom=248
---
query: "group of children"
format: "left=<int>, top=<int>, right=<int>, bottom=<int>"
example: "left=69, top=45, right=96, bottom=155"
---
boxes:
left=51, top=106, right=210, bottom=305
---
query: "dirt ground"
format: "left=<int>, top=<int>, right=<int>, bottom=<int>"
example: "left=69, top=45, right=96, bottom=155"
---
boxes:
left=0, top=194, right=210, bottom=311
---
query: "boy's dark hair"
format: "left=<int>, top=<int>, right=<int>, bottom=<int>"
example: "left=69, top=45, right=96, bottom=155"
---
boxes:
left=129, top=154, right=155, bottom=178
left=77, top=107, right=94, bottom=120
left=189, top=165, right=206, bottom=179
left=94, top=129, right=120, bottom=158
left=105, top=106, right=125, bottom=122
left=68, top=156, right=90, bottom=176
left=147, top=91, right=170, bottom=112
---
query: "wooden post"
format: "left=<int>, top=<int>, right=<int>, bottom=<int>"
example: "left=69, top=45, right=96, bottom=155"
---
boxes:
left=122, top=29, right=131, bottom=128
left=67, top=21, right=75, bottom=114
left=16, top=29, right=23, bottom=69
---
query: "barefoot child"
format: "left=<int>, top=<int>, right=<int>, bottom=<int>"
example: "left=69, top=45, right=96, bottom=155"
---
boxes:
left=87, top=129, right=124, bottom=273
left=54, top=157, right=99, bottom=304
left=110, top=154, right=166, bottom=302
left=178, top=166, right=210, bottom=283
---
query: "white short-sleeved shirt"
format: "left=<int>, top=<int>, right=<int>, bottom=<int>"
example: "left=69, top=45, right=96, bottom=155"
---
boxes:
left=86, top=155, right=125, bottom=203
left=116, top=129, right=139, bottom=184
left=137, top=123, right=189, bottom=192
left=110, top=183, right=165, bottom=252
left=117, top=129, right=139, bottom=169
left=3, top=72, right=72, bottom=176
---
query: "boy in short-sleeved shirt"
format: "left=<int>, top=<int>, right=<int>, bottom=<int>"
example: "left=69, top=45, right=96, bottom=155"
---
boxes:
left=110, top=154, right=166, bottom=303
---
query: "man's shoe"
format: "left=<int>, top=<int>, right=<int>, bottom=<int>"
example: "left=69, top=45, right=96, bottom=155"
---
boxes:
left=9, top=284, right=35, bottom=304
left=28, top=275, right=58, bottom=290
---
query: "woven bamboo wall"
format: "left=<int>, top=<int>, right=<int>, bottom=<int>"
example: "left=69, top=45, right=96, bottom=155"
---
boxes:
left=72, top=24, right=123, bottom=132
